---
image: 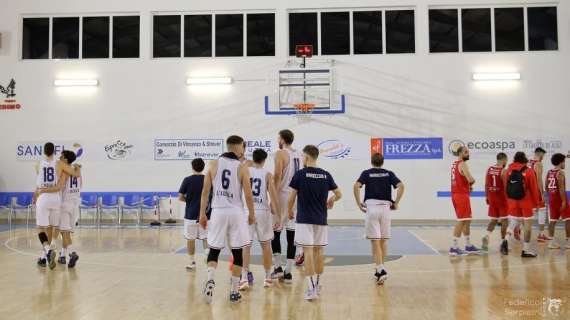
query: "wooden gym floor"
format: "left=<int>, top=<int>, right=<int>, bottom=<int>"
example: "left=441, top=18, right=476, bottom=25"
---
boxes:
left=0, top=225, right=568, bottom=320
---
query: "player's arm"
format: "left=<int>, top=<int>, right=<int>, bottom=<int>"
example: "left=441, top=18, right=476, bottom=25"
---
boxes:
left=460, top=162, right=476, bottom=185
left=58, top=160, right=81, bottom=178
left=38, top=172, right=69, bottom=194
left=392, top=182, right=405, bottom=210
left=199, top=160, right=216, bottom=228
left=34, top=161, right=39, bottom=175
left=287, top=189, right=298, bottom=220
left=178, top=193, right=186, bottom=202
left=178, top=179, right=187, bottom=202
left=559, top=171, right=567, bottom=210
left=240, top=163, right=256, bottom=225
left=266, top=172, right=280, bottom=219
left=536, top=162, right=545, bottom=201
left=353, top=181, right=366, bottom=213
left=273, top=150, right=286, bottom=191
left=327, top=188, right=342, bottom=210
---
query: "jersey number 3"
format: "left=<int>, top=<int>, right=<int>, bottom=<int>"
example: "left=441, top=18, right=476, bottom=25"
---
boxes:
left=250, top=178, right=261, bottom=196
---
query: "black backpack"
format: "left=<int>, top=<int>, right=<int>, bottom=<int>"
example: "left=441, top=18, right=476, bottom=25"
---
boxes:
left=507, top=167, right=527, bottom=200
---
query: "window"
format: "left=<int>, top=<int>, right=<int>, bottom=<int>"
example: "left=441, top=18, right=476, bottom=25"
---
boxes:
left=461, top=8, right=491, bottom=52
left=184, top=15, right=212, bottom=57
left=494, top=8, right=524, bottom=52
left=52, top=17, right=79, bottom=59
left=113, top=16, right=140, bottom=58
left=429, top=9, right=458, bottom=53
left=247, top=13, right=275, bottom=56
left=353, top=11, right=382, bottom=54
left=321, top=12, right=349, bottom=55
left=289, top=12, right=318, bottom=56
left=385, top=10, right=415, bottom=54
left=22, top=18, right=49, bottom=59
left=215, top=14, right=243, bottom=57
left=153, top=15, right=181, bottom=58
left=528, top=7, right=558, bottom=51
left=82, top=17, right=109, bottom=58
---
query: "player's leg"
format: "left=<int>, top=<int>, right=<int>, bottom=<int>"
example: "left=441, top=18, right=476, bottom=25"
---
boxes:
left=536, top=208, right=548, bottom=242
left=499, top=217, right=509, bottom=255
left=521, top=211, right=537, bottom=257
left=303, top=246, right=317, bottom=300
left=256, top=210, right=275, bottom=287
left=450, top=221, right=465, bottom=255
left=314, top=246, right=324, bottom=294
left=482, top=219, right=497, bottom=252
left=184, top=219, right=198, bottom=269
left=565, top=218, right=570, bottom=248
left=547, top=219, right=559, bottom=249
left=46, top=207, right=60, bottom=269
left=239, top=216, right=256, bottom=290
left=228, top=211, right=250, bottom=302
left=261, top=241, right=273, bottom=287
left=58, top=205, right=71, bottom=265
left=283, top=228, right=295, bottom=283
left=202, top=211, right=227, bottom=304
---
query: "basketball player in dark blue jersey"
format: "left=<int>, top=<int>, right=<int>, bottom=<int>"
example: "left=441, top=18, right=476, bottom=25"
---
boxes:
left=288, top=145, right=342, bottom=300
left=354, top=153, right=404, bottom=284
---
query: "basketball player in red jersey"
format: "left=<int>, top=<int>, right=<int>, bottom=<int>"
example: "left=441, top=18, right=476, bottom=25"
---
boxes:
left=545, top=153, right=570, bottom=249
left=529, top=147, right=548, bottom=242
left=450, top=146, right=480, bottom=255
left=481, top=152, right=509, bottom=255
left=504, top=152, right=541, bottom=258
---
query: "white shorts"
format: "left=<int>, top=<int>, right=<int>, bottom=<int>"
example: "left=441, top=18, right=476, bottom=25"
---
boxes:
left=184, top=219, right=207, bottom=241
left=294, top=223, right=328, bottom=247
left=60, top=199, right=80, bottom=232
left=365, top=200, right=392, bottom=240
left=36, top=194, right=61, bottom=227
left=248, top=209, right=274, bottom=244
left=274, top=191, right=296, bottom=231
left=207, top=208, right=250, bottom=250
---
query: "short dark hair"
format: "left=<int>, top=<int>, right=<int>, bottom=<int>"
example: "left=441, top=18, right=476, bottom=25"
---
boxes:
left=279, top=129, right=294, bottom=145
left=551, top=153, right=566, bottom=166
left=535, top=147, right=546, bottom=154
left=371, top=153, right=384, bottom=167
left=497, top=152, right=507, bottom=161
left=226, top=135, right=244, bottom=146
left=61, top=150, right=77, bottom=164
left=252, top=149, right=268, bottom=164
left=303, top=145, right=319, bottom=160
left=513, top=151, right=528, bottom=164
left=44, top=142, right=55, bottom=156
left=191, top=158, right=205, bottom=172
left=456, top=145, right=465, bottom=156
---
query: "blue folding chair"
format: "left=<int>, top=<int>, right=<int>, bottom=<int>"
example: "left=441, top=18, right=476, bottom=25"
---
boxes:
left=12, top=194, right=33, bottom=227
left=120, top=194, right=142, bottom=225
left=141, top=194, right=159, bottom=223
left=100, top=194, right=120, bottom=225
left=0, top=194, right=11, bottom=224
left=80, top=194, right=99, bottom=225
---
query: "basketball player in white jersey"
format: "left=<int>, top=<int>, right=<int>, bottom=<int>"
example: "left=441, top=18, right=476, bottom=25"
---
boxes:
left=239, top=149, right=280, bottom=290
left=37, top=150, right=81, bottom=268
left=33, top=142, right=80, bottom=269
left=271, top=129, right=303, bottom=282
left=199, top=135, right=255, bottom=304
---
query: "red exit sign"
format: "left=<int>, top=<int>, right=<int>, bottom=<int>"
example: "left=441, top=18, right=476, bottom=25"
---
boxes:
left=295, top=44, right=313, bottom=58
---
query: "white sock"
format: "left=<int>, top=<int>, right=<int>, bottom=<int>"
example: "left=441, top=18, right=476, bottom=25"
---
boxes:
left=207, top=267, right=215, bottom=281
left=306, top=276, right=316, bottom=290
left=285, top=259, right=294, bottom=273
left=43, top=244, right=50, bottom=253
left=242, top=268, right=249, bottom=279
left=316, top=274, right=321, bottom=286
left=464, top=236, right=471, bottom=246
left=189, top=254, right=195, bottom=263
left=68, top=245, right=74, bottom=254
left=298, top=247, right=304, bottom=255
left=523, top=242, right=530, bottom=251
left=265, top=271, right=272, bottom=280
left=231, top=276, right=240, bottom=293
left=40, top=251, right=46, bottom=259
left=60, top=248, right=65, bottom=257
left=376, top=264, right=385, bottom=273
left=273, top=254, right=281, bottom=268
left=452, top=237, right=459, bottom=248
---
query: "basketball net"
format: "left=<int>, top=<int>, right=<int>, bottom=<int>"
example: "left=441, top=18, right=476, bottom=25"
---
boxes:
left=294, top=103, right=315, bottom=123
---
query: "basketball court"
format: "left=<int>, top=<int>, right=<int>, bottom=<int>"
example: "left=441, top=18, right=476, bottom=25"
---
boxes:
left=1, top=1, right=569, bottom=319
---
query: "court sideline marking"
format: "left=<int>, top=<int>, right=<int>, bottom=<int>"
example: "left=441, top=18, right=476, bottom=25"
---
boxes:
left=408, top=230, right=442, bottom=255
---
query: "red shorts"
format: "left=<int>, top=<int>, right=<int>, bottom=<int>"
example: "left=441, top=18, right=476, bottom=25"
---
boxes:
left=452, top=193, right=472, bottom=220
left=509, top=207, right=534, bottom=219
left=549, top=197, right=570, bottom=221
left=488, top=202, right=508, bottom=219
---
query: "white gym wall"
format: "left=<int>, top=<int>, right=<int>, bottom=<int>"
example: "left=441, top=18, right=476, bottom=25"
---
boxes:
left=0, top=0, right=568, bottom=220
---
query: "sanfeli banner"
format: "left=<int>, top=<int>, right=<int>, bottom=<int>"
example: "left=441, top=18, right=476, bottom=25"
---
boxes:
left=16, top=141, right=85, bottom=161
left=154, top=139, right=224, bottom=160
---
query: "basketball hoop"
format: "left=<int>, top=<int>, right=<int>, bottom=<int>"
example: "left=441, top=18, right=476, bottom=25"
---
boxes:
left=294, top=103, right=315, bottom=114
